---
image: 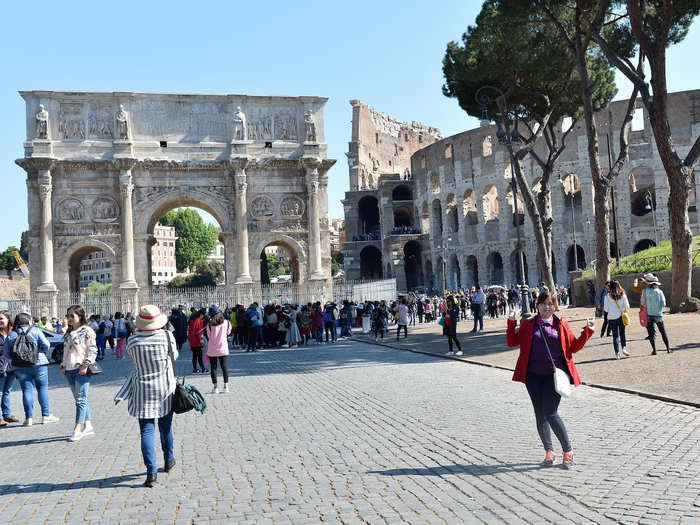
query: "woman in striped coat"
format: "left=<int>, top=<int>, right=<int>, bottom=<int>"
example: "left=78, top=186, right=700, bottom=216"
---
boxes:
left=126, top=305, right=178, bottom=487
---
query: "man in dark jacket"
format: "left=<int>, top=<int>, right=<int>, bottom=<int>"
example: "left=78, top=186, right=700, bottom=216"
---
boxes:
left=169, top=306, right=188, bottom=351
left=445, top=296, right=462, bottom=356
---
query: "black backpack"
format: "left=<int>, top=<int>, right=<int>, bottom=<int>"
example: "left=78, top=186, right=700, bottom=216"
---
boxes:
left=12, top=329, right=39, bottom=367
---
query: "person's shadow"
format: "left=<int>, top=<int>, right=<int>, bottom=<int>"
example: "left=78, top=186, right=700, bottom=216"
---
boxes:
left=0, top=473, right=144, bottom=493
left=368, top=462, right=545, bottom=477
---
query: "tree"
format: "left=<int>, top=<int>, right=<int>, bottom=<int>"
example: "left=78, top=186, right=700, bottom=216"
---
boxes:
left=0, top=246, right=19, bottom=271
left=87, top=281, right=111, bottom=295
left=19, top=231, right=29, bottom=262
left=591, top=0, right=700, bottom=311
left=166, top=260, right=224, bottom=288
left=158, top=208, right=219, bottom=272
left=442, top=0, right=616, bottom=296
left=532, top=0, right=639, bottom=297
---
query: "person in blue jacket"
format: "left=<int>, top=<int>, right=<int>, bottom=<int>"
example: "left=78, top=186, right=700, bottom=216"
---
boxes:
left=5, top=313, right=60, bottom=426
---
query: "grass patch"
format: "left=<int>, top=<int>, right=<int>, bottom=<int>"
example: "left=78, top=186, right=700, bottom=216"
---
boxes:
left=580, top=236, right=700, bottom=279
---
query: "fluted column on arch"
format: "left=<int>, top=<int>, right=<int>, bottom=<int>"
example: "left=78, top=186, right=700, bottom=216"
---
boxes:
left=304, top=159, right=325, bottom=281
left=234, top=165, right=252, bottom=284
left=36, top=167, right=57, bottom=293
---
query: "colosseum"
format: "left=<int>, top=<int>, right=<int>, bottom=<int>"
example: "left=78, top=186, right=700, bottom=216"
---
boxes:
left=342, top=90, right=700, bottom=292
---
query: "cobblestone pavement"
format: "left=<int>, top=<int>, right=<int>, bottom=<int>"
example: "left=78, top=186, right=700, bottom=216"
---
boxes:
left=1, top=340, right=698, bottom=524
left=354, top=307, right=700, bottom=405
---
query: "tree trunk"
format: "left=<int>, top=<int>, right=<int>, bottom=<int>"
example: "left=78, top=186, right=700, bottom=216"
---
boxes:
left=512, top=156, right=556, bottom=298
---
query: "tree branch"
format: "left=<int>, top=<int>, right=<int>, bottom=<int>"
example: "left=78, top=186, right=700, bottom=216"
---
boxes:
left=683, top=137, right=700, bottom=169
left=538, top=1, right=574, bottom=47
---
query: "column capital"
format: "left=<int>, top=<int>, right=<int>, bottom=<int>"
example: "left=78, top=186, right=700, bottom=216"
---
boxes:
left=38, top=170, right=52, bottom=200
left=119, top=170, right=134, bottom=198
left=235, top=169, right=248, bottom=193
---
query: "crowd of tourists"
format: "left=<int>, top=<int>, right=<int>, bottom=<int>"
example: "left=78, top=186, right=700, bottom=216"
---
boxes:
left=0, top=272, right=672, bottom=484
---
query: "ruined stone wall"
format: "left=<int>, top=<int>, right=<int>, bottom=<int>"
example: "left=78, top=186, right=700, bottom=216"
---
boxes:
left=347, top=100, right=442, bottom=190
left=411, top=89, right=700, bottom=290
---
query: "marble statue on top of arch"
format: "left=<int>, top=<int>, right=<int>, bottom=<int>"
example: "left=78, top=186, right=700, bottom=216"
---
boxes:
left=304, top=110, right=316, bottom=143
left=35, top=104, right=49, bottom=139
left=116, top=104, right=129, bottom=140
left=233, top=106, right=247, bottom=141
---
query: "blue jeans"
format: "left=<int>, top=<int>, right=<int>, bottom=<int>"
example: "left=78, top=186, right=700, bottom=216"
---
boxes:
left=14, top=365, right=50, bottom=419
left=138, top=411, right=174, bottom=474
left=65, top=369, right=92, bottom=424
left=609, top=318, right=626, bottom=355
left=96, top=334, right=106, bottom=358
left=472, top=308, right=484, bottom=331
left=1, top=370, right=17, bottom=419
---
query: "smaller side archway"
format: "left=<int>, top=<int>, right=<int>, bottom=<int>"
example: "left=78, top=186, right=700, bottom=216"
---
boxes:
left=392, top=185, right=412, bottom=201
left=465, top=255, right=479, bottom=287
left=482, top=185, right=499, bottom=222
left=633, top=239, right=656, bottom=253
left=65, top=240, right=118, bottom=294
left=566, top=244, right=586, bottom=272
left=403, top=241, right=423, bottom=290
left=431, top=199, right=443, bottom=242
left=358, top=196, right=380, bottom=235
left=486, top=251, right=504, bottom=285
left=359, top=246, right=383, bottom=279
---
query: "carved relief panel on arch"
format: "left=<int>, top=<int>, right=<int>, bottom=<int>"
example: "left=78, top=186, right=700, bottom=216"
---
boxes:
left=58, top=103, right=85, bottom=140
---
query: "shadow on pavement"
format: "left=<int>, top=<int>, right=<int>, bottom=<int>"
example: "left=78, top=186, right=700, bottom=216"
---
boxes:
left=368, top=461, right=545, bottom=477
left=0, top=435, right=68, bottom=448
left=0, top=473, right=144, bottom=493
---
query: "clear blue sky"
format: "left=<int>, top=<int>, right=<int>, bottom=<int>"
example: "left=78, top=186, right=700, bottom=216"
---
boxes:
left=1, top=1, right=698, bottom=246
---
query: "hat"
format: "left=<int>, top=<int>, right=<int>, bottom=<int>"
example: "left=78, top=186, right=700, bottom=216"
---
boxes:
left=135, top=305, right=168, bottom=331
left=645, top=274, right=661, bottom=286
left=208, top=305, right=221, bottom=317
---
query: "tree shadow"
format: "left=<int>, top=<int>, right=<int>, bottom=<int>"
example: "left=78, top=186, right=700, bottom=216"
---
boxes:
left=0, top=473, right=144, bottom=493
left=368, top=461, right=546, bottom=477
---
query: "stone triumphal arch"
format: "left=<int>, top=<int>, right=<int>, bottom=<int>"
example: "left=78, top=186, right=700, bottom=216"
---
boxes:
left=17, top=91, right=335, bottom=311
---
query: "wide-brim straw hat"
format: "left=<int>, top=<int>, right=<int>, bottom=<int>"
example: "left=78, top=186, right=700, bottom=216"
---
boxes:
left=646, top=275, right=662, bottom=286
left=135, top=305, right=168, bottom=331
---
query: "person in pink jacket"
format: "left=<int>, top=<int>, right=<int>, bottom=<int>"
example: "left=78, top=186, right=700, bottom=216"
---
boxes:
left=205, top=306, right=231, bottom=394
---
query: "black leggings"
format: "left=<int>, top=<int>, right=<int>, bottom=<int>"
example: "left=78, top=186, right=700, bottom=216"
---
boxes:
left=324, top=321, right=336, bottom=342
left=525, top=372, right=571, bottom=452
left=446, top=333, right=461, bottom=352
left=396, top=324, right=407, bottom=339
left=209, top=356, right=228, bottom=384
left=191, top=346, right=204, bottom=371
left=646, top=317, right=670, bottom=352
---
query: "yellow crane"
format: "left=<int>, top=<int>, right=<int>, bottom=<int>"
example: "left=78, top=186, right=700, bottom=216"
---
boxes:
left=12, top=251, right=29, bottom=278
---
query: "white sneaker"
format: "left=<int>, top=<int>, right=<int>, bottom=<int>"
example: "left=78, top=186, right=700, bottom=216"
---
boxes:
left=41, top=414, right=60, bottom=424
left=82, top=427, right=95, bottom=437
left=211, top=386, right=219, bottom=394
left=23, top=418, right=33, bottom=427
left=621, top=348, right=630, bottom=356
left=222, top=385, right=229, bottom=394
left=68, top=430, right=83, bottom=442
left=615, top=353, right=621, bottom=360
left=446, top=351, right=454, bottom=356
left=455, top=351, right=463, bottom=356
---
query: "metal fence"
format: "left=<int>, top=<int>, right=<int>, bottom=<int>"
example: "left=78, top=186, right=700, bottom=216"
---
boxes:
left=0, top=278, right=398, bottom=317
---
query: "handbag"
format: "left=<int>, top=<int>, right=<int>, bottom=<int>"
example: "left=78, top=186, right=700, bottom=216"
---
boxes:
left=86, top=362, right=103, bottom=376
left=639, top=289, right=648, bottom=327
left=166, top=330, right=206, bottom=415
left=538, top=325, right=572, bottom=398
left=613, top=298, right=630, bottom=327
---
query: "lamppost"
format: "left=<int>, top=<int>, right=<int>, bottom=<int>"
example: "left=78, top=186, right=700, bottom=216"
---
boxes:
left=644, top=190, right=659, bottom=246
left=559, top=174, right=578, bottom=272
left=437, top=237, right=452, bottom=293
left=475, top=86, right=530, bottom=314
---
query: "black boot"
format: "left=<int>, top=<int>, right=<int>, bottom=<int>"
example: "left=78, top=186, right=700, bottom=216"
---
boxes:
left=143, top=473, right=157, bottom=487
left=164, top=459, right=176, bottom=473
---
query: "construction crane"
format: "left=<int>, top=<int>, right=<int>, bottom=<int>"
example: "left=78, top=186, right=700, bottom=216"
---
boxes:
left=12, top=251, right=29, bottom=278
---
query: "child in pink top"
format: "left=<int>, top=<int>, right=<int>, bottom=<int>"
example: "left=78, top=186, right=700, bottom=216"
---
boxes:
left=205, top=306, right=231, bottom=394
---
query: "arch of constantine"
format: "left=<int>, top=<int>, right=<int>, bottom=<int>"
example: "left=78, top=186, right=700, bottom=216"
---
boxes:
left=17, top=91, right=335, bottom=312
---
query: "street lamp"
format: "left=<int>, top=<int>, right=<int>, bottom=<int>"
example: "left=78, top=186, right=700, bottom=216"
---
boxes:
left=437, top=237, right=452, bottom=293
left=644, top=190, right=659, bottom=246
left=559, top=174, right=579, bottom=272
left=475, top=86, right=530, bottom=315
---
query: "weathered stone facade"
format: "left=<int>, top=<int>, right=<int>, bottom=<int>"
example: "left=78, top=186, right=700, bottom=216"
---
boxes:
left=411, top=89, right=700, bottom=290
left=342, top=101, right=442, bottom=289
left=17, top=91, right=335, bottom=304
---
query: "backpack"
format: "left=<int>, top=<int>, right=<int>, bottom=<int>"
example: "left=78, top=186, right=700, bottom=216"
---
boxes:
left=11, top=328, right=39, bottom=367
left=116, top=318, right=128, bottom=338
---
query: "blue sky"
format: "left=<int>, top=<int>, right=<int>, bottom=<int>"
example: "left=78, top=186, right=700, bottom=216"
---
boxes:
left=1, top=1, right=698, bottom=243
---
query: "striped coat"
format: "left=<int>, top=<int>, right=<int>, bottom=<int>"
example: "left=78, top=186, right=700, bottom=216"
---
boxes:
left=126, top=329, right=178, bottom=419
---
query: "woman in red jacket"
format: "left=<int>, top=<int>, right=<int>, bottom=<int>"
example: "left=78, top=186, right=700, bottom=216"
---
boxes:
left=506, top=291, right=594, bottom=469
left=187, top=309, right=207, bottom=374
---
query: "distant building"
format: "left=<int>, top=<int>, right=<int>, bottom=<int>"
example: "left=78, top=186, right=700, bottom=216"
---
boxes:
left=151, top=224, right=178, bottom=285
left=79, top=251, right=111, bottom=288
left=329, top=218, right=344, bottom=254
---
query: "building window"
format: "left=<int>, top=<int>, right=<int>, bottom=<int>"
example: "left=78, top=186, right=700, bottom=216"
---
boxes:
left=375, top=133, right=379, bottom=145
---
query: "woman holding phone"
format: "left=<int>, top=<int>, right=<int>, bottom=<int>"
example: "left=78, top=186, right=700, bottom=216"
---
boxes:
left=506, top=291, right=594, bottom=469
